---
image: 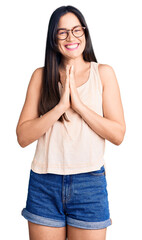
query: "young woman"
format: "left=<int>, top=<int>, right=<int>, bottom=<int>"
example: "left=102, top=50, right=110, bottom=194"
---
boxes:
left=16, top=5, right=126, bottom=240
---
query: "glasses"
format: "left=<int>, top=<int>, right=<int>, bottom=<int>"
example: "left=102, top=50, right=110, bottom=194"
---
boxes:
left=56, top=26, right=86, bottom=40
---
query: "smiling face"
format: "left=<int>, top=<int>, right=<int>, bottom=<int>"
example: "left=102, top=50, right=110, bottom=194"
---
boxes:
left=56, top=12, right=86, bottom=60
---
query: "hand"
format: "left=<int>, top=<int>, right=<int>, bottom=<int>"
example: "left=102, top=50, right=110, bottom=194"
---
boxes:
left=69, top=65, right=83, bottom=112
left=59, top=65, right=71, bottom=111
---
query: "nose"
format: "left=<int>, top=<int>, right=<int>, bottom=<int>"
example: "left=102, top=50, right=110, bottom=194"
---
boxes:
left=66, top=30, right=75, bottom=41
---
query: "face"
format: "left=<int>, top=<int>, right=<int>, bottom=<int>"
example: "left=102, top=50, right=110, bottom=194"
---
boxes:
left=56, top=13, right=86, bottom=60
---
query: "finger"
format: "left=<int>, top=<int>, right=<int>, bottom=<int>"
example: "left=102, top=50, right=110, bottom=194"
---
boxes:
left=65, top=65, right=70, bottom=86
left=70, top=65, right=74, bottom=76
left=66, top=65, right=70, bottom=76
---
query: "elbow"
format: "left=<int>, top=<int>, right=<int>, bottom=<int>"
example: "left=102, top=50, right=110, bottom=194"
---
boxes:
left=17, top=132, right=34, bottom=148
left=16, top=125, right=29, bottom=148
left=16, top=131, right=28, bottom=148
left=17, top=135, right=26, bottom=148
left=115, top=124, right=126, bottom=146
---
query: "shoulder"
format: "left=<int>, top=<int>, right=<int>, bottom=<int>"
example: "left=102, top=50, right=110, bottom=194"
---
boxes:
left=98, top=63, right=114, bottom=74
left=29, top=67, right=44, bottom=88
left=97, top=63, right=116, bottom=88
left=32, top=66, right=44, bottom=78
left=24, top=67, right=44, bottom=99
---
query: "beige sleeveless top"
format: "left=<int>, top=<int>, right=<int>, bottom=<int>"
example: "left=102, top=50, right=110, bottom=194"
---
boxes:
left=31, top=61, right=106, bottom=175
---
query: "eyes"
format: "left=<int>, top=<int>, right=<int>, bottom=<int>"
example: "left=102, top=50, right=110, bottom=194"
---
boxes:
left=59, top=29, right=81, bottom=35
left=56, top=26, right=86, bottom=40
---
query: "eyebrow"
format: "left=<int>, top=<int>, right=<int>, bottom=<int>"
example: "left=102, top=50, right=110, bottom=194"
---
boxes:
left=57, top=25, right=81, bottom=30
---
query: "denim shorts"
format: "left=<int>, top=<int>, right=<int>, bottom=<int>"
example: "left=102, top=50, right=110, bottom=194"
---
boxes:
left=21, top=165, right=112, bottom=230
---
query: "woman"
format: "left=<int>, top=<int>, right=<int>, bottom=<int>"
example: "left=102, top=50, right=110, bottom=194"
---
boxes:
left=16, top=5, right=126, bottom=240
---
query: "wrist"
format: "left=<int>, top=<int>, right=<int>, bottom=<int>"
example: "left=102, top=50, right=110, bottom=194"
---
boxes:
left=56, top=103, right=66, bottom=114
left=75, top=102, right=85, bottom=114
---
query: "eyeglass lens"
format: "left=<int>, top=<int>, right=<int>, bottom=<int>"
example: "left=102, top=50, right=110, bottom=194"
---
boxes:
left=57, top=26, right=85, bottom=40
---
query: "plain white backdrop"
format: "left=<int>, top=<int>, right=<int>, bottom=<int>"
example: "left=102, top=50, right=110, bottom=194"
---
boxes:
left=1, top=0, right=142, bottom=239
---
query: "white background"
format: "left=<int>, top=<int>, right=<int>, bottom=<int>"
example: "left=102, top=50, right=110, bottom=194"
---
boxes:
left=0, top=0, right=142, bottom=239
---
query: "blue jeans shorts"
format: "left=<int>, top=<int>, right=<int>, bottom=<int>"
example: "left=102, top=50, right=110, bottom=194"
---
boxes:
left=21, top=165, right=112, bottom=230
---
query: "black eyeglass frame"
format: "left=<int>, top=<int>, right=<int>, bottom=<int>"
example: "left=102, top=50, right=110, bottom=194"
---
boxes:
left=56, top=26, right=86, bottom=40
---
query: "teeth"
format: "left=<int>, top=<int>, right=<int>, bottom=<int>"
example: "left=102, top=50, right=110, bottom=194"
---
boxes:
left=66, top=44, right=79, bottom=49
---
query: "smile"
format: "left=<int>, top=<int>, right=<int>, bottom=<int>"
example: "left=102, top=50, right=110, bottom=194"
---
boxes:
left=65, top=43, right=79, bottom=51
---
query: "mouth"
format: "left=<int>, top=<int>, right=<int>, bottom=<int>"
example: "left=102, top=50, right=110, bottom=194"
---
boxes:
left=65, top=43, right=80, bottom=51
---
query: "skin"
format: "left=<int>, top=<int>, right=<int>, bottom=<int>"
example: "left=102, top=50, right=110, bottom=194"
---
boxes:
left=24, top=11, right=125, bottom=240
left=57, top=12, right=92, bottom=113
left=57, top=12, right=89, bottom=74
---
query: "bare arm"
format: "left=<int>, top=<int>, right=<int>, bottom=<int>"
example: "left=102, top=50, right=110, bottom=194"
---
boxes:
left=76, top=104, right=125, bottom=145
left=16, top=67, right=65, bottom=148
left=75, top=64, right=126, bottom=145
left=17, top=103, right=65, bottom=148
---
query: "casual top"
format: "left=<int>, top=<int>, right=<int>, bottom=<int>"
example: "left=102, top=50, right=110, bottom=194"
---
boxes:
left=31, top=61, right=106, bottom=175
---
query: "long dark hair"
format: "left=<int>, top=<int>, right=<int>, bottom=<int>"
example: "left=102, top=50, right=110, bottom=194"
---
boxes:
left=38, top=5, right=98, bottom=123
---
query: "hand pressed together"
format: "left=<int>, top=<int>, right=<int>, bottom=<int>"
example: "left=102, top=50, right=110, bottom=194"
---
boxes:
left=68, top=65, right=83, bottom=112
left=59, top=64, right=83, bottom=112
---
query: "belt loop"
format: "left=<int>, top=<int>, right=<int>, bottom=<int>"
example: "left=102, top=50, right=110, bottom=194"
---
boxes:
left=103, top=163, right=106, bottom=176
left=104, top=165, right=106, bottom=176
